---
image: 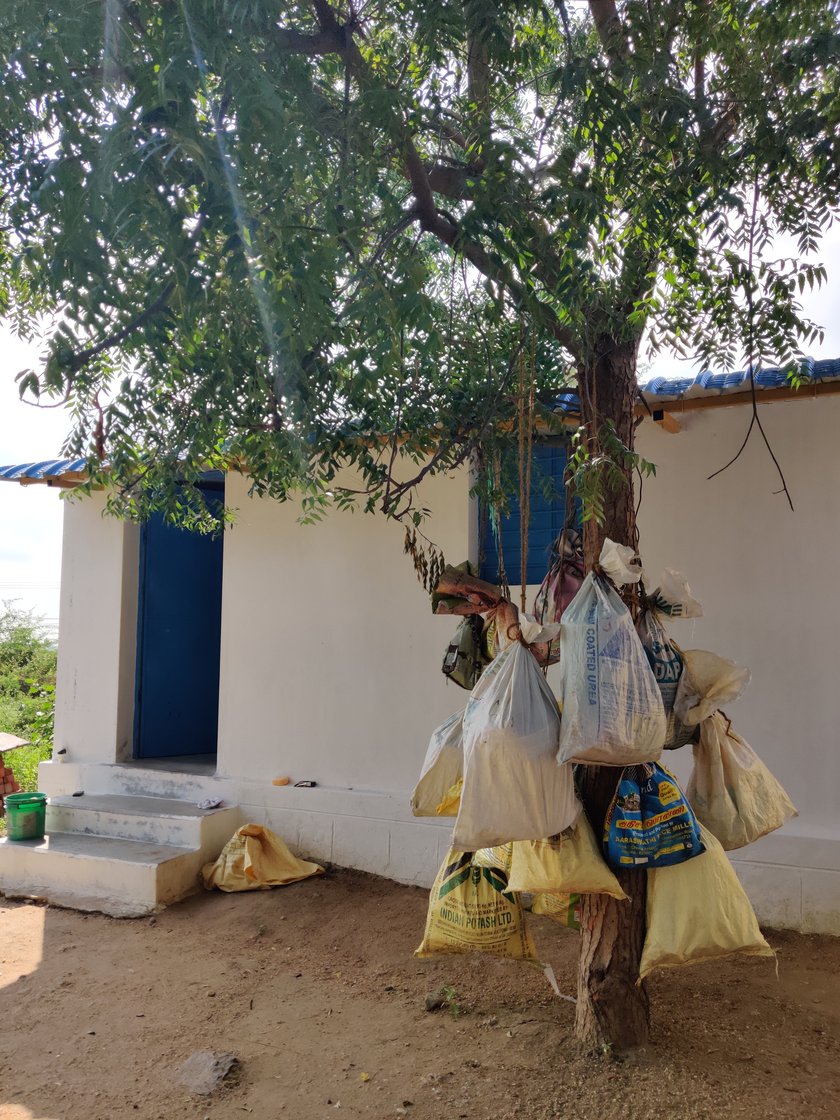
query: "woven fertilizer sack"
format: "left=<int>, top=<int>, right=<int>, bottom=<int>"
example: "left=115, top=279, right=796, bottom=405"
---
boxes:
left=604, top=763, right=705, bottom=869
left=674, top=650, right=751, bottom=728
left=411, top=709, right=464, bottom=817
left=415, top=849, right=539, bottom=962
left=557, top=574, right=665, bottom=766
left=202, top=825, right=324, bottom=892
left=637, top=611, right=696, bottom=751
left=687, top=712, right=797, bottom=850
left=508, top=813, right=627, bottom=899
left=454, top=630, right=579, bottom=850
left=530, top=891, right=582, bottom=929
left=639, top=824, right=773, bottom=980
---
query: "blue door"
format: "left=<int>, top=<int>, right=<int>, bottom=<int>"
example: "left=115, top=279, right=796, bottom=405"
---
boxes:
left=133, top=481, right=224, bottom=759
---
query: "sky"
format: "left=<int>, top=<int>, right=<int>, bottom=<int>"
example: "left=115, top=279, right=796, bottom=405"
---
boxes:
left=1, top=225, right=839, bottom=630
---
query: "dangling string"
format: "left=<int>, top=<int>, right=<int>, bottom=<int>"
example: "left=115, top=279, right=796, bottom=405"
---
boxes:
left=518, top=324, right=535, bottom=613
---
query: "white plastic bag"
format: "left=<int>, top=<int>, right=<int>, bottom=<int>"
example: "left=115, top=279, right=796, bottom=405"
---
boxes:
left=650, top=569, right=703, bottom=619
left=411, top=710, right=464, bottom=817
left=687, top=712, right=797, bottom=850
left=453, top=627, right=580, bottom=850
left=557, top=574, right=666, bottom=766
left=674, top=650, right=751, bottom=727
left=599, top=539, right=643, bottom=586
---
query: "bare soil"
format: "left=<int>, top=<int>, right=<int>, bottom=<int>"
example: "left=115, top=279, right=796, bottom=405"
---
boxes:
left=1, top=869, right=838, bottom=1120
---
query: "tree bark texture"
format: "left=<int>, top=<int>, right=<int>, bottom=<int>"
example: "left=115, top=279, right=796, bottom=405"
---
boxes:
left=573, top=335, right=651, bottom=1050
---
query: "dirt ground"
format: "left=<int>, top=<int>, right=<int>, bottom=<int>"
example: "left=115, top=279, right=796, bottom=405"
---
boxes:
left=1, top=870, right=838, bottom=1120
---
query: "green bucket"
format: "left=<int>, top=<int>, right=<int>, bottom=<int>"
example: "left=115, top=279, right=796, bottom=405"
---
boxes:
left=4, top=792, right=47, bottom=841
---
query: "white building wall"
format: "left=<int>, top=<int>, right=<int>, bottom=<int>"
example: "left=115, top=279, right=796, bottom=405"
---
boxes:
left=216, top=469, right=474, bottom=792
left=636, top=394, right=840, bottom=933
left=53, top=492, right=139, bottom=764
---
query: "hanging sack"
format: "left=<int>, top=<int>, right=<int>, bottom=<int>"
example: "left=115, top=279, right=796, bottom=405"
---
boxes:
left=673, top=649, right=751, bottom=727
left=442, top=614, right=490, bottom=691
left=647, top=569, right=703, bottom=619
left=201, top=825, right=324, bottom=892
left=473, top=843, right=513, bottom=872
left=508, top=813, right=627, bottom=899
left=453, top=620, right=580, bottom=850
left=639, top=823, right=773, bottom=980
left=556, top=573, right=666, bottom=766
left=530, top=891, right=582, bottom=929
left=687, top=711, right=797, bottom=850
left=604, top=763, right=705, bottom=869
left=415, top=848, right=539, bottom=962
left=411, top=710, right=464, bottom=817
left=533, top=530, right=585, bottom=665
left=637, top=610, right=696, bottom=751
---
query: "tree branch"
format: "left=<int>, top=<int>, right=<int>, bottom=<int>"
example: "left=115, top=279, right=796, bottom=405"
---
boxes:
left=66, top=281, right=175, bottom=373
left=588, top=0, right=628, bottom=63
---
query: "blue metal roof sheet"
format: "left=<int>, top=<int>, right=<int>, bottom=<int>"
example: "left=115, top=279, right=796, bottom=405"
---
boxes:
left=0, top=457, right=87, bottom=483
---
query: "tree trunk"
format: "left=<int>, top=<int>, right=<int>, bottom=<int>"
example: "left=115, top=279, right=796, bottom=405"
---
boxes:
left=573, top=334, right=651, bottom=1050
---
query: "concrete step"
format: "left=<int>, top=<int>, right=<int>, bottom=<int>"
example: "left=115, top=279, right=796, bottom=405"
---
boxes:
left=0, top=831, right=207, bottom=917
left=46, top=793, right=240, bottom=849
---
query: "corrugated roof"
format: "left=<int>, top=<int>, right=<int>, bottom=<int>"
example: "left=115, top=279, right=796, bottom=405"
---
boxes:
left=0, top=458, right=88, bottom=485
left=639, top=356, right=840, bottom=403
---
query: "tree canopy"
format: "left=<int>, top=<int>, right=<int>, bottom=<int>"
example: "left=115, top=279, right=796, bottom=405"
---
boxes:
left=1, top=1, right=838, bottom=528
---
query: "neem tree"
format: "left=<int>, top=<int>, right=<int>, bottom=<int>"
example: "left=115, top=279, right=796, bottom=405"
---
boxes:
left=2, top=1, right=838, bottom=1046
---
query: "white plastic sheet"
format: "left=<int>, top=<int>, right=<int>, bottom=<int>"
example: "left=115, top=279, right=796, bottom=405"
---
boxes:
left=599, top=539, right=643, bottom=586
left=557, top=573, right=666, bottom=766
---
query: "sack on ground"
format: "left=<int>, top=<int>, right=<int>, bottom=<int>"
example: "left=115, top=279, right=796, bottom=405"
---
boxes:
left=557, top=573, right=666, bottom=766
left=604, top=763, right=705, bottom=869
left=454, top=629, right=579, bottom=849
left=674, top=649, right=751, bottom=727
left=530, top=891, right=582, bottom=929
left=687, top=712, right=797, bottom=850
left=415, top=849, right=539, bottom=962
left=637, top=610, right=696, bottom=750
left=508, top=813, right=627, bottom=899
left=411, top=710, right=464, bottom=817
left=639, top=823, right=773, bottom=980
left=201, top=824, right=324, bottom=892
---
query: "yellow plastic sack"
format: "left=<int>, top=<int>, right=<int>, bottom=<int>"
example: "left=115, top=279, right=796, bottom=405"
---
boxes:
left=507, top=813, right=628, bottom=899
left=687, top=712, right=797, bottom=850
left=411, top=710, right=464, bottom=817
left=435, top=776, right=463, bottom=817
left=639, top=824, right=773, bottom=980
left=473, top=843, right=513, bottom=872
left=415, top=849, right=538, bottom=962
left=530, top=891, right=581, bottom=929
left=201, top=824, right=324, bottom=892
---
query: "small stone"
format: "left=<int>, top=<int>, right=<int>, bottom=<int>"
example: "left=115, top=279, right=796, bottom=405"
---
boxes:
left=424, top=993, right=446, bottom=1012
left=148, top=917, right=157, bottom=926
left=178, top=1051, right=238, bottom=1095
left=206, top=991, right=216, bottom=998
